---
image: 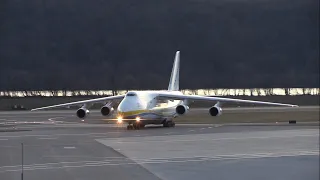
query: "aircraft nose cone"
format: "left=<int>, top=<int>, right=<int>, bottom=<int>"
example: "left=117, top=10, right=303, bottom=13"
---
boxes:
left=117, top=105, right=129, bottom=115
left=117, top=109, right=125, bottom=117
left=117, top=96, right=146, bottom=118
left=117, top=109, right=146, bottom=118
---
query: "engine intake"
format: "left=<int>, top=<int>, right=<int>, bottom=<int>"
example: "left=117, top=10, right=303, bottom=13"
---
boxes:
left=76, top=108, right=89, bottom=119
left=209, top=106, right=222, bottom=116
left=176, top=105, right=189, bottom=115
left=101, top=105, right=114, bottom=116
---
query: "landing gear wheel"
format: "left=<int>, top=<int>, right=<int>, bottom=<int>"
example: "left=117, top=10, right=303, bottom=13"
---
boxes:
left=163, top=121, right=175, bottom=128
left=127, top=123, right=144, bottom=130
left=127, top=124, right=133, bottom=130
left=163, top=122, right=169, bottom=127
left=133, top=123, right=140, bottom=130
left=171, top=122, right=175, bottom=127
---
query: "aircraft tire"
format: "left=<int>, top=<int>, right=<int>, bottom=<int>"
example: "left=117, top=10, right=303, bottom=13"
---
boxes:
left=139, top=124, right=145, bottom=128
left=171, top=122, right=175, bottom=127
left=127, top=125, right=133, bottom=130
left=163, top=122, right=169, bottom=127
left=163, top=121, right=175, bottom=128
left=132, top=123, right=142, bottom=130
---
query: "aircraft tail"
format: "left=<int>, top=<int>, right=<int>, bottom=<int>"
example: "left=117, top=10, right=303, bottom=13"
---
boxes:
left=168, top=51, right=180, bottom=91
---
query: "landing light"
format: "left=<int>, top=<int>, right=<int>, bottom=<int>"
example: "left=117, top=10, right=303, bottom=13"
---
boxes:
left=136, top=117, right=140, bottom=122
left=117, top=116, right=123, bottom=124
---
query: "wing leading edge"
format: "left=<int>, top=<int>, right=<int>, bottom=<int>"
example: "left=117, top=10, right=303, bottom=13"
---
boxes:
left=158, top=94, right=298, bottom=107
left=31, top=95, right=125, bottom=111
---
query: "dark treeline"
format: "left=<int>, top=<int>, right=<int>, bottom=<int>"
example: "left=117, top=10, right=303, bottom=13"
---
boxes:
left=0, top=0, right=319, bottom=91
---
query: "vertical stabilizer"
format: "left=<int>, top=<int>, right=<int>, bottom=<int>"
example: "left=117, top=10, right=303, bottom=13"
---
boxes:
left=168, top=51, right=180, bottom=91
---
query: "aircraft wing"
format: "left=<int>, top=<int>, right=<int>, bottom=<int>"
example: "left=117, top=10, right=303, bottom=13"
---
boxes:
left=31, top=95, right=125, bottom=111
left=157, top=94, right=298, bottom=107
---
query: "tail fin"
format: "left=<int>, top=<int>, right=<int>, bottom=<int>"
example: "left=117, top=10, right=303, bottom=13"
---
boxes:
left=168, top=51, right=180, bottom=91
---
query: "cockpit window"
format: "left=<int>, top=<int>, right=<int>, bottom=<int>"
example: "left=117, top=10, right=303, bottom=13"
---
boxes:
left=126, top=93, right=136, bottom=97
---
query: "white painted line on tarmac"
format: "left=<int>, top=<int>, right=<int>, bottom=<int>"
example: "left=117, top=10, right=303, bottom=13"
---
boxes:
left=85, top=162, right=110, bottom=165
left=0, top=132, right=121, bottom=138
left=48, top=116, right=66, bottom=122
left=102, top=133, right=318, bottom=144
left=0, top=119, right=17, bottom=122
left=0, top=158, right=128, bottom=169
left=64, top=146, right=76, bottom=149
left=178, top=124, right=214, bottom=126
left=0, top=139, right=8, bottom=141
left=37, top=137, right=58, bottom=140
left=165, top=132, right=175, bottom=135
left=91, top=136, right=109, bottom=138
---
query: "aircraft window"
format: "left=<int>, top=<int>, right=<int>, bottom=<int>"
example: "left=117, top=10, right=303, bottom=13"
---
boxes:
left=126, top=93, right=136, bottom=97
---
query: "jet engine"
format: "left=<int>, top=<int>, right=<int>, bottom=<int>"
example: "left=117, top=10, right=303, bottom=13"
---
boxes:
left=209, top=106, right=222, bottom=116
left=100, top=105, right=114, bottom=116
left=176, top=105, right=189, bottom=115
left=76, top=107, right=90, bottom=119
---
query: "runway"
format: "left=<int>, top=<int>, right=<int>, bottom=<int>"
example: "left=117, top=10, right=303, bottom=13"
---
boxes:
left=0, top=110, right=319, bottom=180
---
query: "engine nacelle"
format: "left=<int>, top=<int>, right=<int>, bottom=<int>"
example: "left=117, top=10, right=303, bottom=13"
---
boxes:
left=209, top=106, right=222, bottom=116
left=176, top=105, right=189, bottom=115
left=100, top=105, right=114, bottom=116
left=76, top=107, right=90, bottom=119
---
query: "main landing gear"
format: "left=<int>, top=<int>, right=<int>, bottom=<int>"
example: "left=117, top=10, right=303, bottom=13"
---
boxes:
left=163, top=120, right=175, bottom=128
left=127, top=123, right=145, bottom=130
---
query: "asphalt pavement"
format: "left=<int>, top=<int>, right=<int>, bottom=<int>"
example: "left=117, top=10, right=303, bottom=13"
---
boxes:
left=0, top=110, right=319, bottom=180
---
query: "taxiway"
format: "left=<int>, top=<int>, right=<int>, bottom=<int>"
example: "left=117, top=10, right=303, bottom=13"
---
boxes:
left=0, top=110, right=319, bottom=180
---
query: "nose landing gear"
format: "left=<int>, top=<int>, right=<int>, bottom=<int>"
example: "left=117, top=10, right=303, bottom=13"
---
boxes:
left=127, top=123, right=145, bottom=130
left=127, top=124, right=134, bottom=130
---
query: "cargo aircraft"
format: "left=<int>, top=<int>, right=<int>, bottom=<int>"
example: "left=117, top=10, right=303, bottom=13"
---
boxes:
left=31, top=51, right=298, bottom=130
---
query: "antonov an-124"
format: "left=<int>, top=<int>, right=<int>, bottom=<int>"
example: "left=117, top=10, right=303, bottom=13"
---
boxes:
left=31, top=51, right=298, bottom=130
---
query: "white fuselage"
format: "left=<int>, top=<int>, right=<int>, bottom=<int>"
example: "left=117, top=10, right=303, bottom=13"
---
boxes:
left=117, top=90, right=183, bottom=123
